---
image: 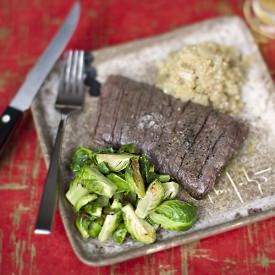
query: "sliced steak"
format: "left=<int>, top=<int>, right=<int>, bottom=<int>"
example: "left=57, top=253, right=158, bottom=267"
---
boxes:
left=95, top=75, right=248, bottom=199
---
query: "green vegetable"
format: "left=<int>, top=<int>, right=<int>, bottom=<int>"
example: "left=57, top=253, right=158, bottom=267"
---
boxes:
left=75, top=194, right=97, bottom=212
left=84, top=201, right=102, bottom=217
left=118, top=143, right=139, bottom=154
left=113, top=192, right=137, bottom=206
left=80, top=166, right=117, bottom=198
left=139, top=154, right=160, bottom=184
left=96, top=161, right=110, bottom=174
left=149, top=200, right=197, bottom=231
left=122, top=204, right=156, bottom=244
left=65, top=177, right=89, bottom=207
left=139, top=154, right=151, bottom=184
left=107, top=173, right=129, bottom=192
left=75, top=214, right=91, bottom=239
left=88, top=220, right=102, bottom=238
left=158, top=175, right=171, bottom=183
left=94, top=147, right=114, bottom=154
left=98, top=212, right=121, bottom=241
left=113, top=224, right=128, bottom=244
left=71, top=147, right=94, bottom=173
left=135, top=180, right=165, bottom=218
left=111, top=198, right=122, bottom=210
left=97, top=196, right=110, bottom=207
left=96, top=153, right=133, bottom=172
left=162, top=181, right=179, bottom=199
left=145, top=216, right=160, bottom=231
left=67, top=144, right=198, bottom=244
left=125, top=157, right=145, bottom=198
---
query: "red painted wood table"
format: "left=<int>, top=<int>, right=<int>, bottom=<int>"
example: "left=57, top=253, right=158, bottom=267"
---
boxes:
left=0, top=0, right=275, bottom=274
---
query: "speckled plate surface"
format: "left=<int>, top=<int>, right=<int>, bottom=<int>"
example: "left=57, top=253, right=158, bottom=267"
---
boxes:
left=31, top=16, right=275, bottom=266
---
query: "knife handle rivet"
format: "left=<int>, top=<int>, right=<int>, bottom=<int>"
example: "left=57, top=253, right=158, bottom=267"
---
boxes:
left=2, top=114, right=11, bottom=123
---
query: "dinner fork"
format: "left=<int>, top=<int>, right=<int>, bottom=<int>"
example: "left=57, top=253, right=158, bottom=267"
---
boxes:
left=35, top=50, right=85, bottom=234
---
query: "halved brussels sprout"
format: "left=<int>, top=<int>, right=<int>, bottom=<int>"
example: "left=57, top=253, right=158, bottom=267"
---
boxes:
left=84, top=200, right=103, bottom=217
left=65, top=177, right=89, bottom=207
left=158, top=175, right=171, bottom=183
left=139, top=154, right=160, bottom=184
left=139, top=154, right=151, bottom=184
left=71, top=146, right=94, bottom=173
left=107, top=173, right=129, bottom=192
left=125, top=157, right=145, bottom=198
left=149, top=200, right=197, bottom=231
left=145, top=216, right=160, bottom=231
left=113, top=223, right=128, bottom=244
left=113, top=192, right=137, bottom=206
left=111, top=198, right=122, bottom=210
left=96, top=161, right=110, bottom=174
left=75, top=193, right=97, bottom=212
left=118, top=143, right=139, bottom=154
left=94, top=147, right=114, bottom=154
left=88, top=219, right=103, bottom=238
left=75, top=214, right=91, bottom=239
left=80, top=166, right=117, bottom=198
left=135, top=180, right=165, bottom=218
left=96, top=153, right=133, bottom=172
left=122, top=204, right=156, bottom=244
left=97, top=195, right=110, bottom=207
left=98, top=212, right=121, bottom=241
left=162, top=181, right=179, bottom=199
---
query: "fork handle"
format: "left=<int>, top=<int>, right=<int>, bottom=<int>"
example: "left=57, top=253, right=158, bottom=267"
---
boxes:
left=34, top=117, right=65, bottom=234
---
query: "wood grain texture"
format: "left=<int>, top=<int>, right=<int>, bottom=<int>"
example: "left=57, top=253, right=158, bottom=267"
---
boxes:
left=0, top=0, right=275, bottom=274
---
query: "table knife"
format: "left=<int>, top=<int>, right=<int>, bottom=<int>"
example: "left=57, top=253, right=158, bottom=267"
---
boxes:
left=0, top=1, right=80, bottom=154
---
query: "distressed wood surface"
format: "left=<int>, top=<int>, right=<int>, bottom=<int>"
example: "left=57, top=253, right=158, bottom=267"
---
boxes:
left=0, top=0, right=275, bottom=274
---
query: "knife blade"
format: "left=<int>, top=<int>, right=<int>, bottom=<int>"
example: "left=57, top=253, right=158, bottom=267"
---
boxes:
left=0, top=1, right=80, bottom=153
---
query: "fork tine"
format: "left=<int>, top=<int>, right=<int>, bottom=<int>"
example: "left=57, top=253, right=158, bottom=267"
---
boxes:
left=70, top=50, right=79, bottom=94
left=76, top=51, right=84, bottom=93
left=77, top=51, right=84, bottom=82
left=64, top=50, right=73, bottom=85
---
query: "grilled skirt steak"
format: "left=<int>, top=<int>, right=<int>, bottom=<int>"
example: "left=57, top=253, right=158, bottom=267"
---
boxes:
left=95, top=75, right=248, bottom=199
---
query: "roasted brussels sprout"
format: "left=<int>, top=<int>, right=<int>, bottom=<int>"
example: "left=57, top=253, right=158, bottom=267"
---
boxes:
left=158, top=175, right=171, bottom=183
left=71, top=146, right=94, bottom=173
left=96, top=161, right=110, bottom=174
left=118, top=143, right=139, bottom=154
left=111, top=198, right=122, bottom=210
left=80, top=166, right=117, bottom=197
left=122, top=204, right=156, bottom=244
left=97, top=195, right=110, bottom=207
left=125, top=157, right=145, bottom=198
left=113, top=191, right=137, bottom=206
left=162, top=181, right=179, bottom=199
left=75, top=214, right=91, bottom=239
left=149, top=200, right=197, bottom=231
left=96, top=153, right=133, bottom=172
left=75, top=194, right=97, bottom=212
left=135, top=180, right=165, bottom=218
left=84, top=200, right=103, bottom=217
left=107, top=173, right=129, bottom=192
left=113, top=223, right=128, bottom=244
left=94, top=147, right=114, bottom=154
left=98, top=212, right=121, bottom=241
left=88, top=219, right=102, bottom=238
left=145, top=216, right=160, bottom=231
left=65, top=177, right=89, bottom=207
left=139, top=154, right=151, bottom=184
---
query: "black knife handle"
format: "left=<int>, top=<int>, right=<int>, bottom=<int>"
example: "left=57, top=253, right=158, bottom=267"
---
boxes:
left=0, top=106, right=23, bottom=153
